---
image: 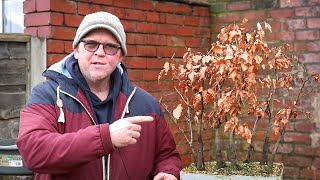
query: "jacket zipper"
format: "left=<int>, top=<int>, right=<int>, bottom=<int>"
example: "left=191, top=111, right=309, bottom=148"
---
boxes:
left=58, top=89, right=108, bottom=179
left=59, top=86, right=137, bottom=180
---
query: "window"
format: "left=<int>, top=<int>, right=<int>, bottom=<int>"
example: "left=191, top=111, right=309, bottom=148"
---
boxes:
left=1, top=0, right=24, bottom=33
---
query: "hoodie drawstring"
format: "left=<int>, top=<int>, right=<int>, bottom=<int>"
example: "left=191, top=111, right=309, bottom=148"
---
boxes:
left=56, top=86, right=65, bottom=123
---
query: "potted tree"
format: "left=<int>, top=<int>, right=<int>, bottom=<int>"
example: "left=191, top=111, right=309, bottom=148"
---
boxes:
left=158, top=19, right=320, bottom=179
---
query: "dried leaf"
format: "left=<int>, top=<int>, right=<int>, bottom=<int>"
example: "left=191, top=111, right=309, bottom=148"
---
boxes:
left=173, top=104, right=183, bottom=119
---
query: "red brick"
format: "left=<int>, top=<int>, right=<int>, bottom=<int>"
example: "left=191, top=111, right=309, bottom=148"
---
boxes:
left=269, top=143, right=293, bottom=154
left=137, top=23, right=157, bottom=33
left=295, top=7, right=319, bottom=17
left=307, top=18, right=320, bottom=29
left=64, top=14, right=83, bottom=27
left=242, top=10, right=267, bottom=21
left=308, top=0, right=320, bottom=5
left=156, top=47, right=179, bottom=58
left=146, top=12, right=160, bottom=23
left=167, top=36, right=185, bottom=47
left=269, top=9, right=295, bottom=19
left=157, top=24, right=176, bottom=35
left=107, top=7, right=126, bottom=19
left=293, top=42, right=307, bottom=52
left=215, top=13, right=241, bottom=23
left=284, top=155, right=313, bottom=167
left=37, top=26, right=52, bottom=38
left=127, top=33, right=144, bottom=45
left=126, top=45, right=137, bottom=57
left=175, top=4, right=192, bottom=15
left=294, top=145, right=315, bottom=156
left=286, top=19, right=306, bottom=30
left=51, top=26, right=76, bottom=40
left=273, top=31, right=295, bottom=41
left=185, top=37, right=210, bottom=48
left=37, top=0, right=76, bottom=14
left=77, top=3, right=90, bottom=15
left=25, top=12, right=63, bottom=26
left=23, top=0, right=36, bottom=14
left=145, top=34, right=167, bottom=46
left=313, top=157, right=320, bottom=168
left=301, top=53, right=320, bottom=63
left=114, top=0, right=134, bottom=8
left=192, top=6, right=209, bottom=16
left=24, top=27, right=37, bottom=36
left=124, top=57, right=147, bottom=69
left=194, top=27, right=211, bottom=38
left=307, top=41, right=320, bottom=52
left=146, top=58, right=167, bottom=69
left=280, top=0, right=304, bottom=8
left=47, top=39, right=64, bottom=53
left=176, top=26, right=194, bottom=36
left=184, top=16, right=200, bottom=26
left=135, top=0, right=154, bottom=11
left=88, top=4, right=103, bottom=13
left=124, top=9, right=146, bottom=21
left=127, top=69, right=144, bottom=80
left=64, top=41, right=73, bottom=53
left=227, top=2, right=251, bottom=11
left=295, top=121, right=315, bottom=132
left=296, top=30, right=320, bottom=40
left=143, top=70, right=160, bottom=81
left=24, top=12, right=50, bottom=26
left=155, top=2, right=175, bottom=13
left=166, top=14, right=185, bottom=25
left=284, top=132, right=311, bottom=144
left=300, top=168, right=319, bottom=180
left=137, top=46, right=156, bottom=57
left=122, top=20, right=136, bottom=33
left=47, top=53, right=67, bottom=66
left=283, top=166, right=300, bottom=179
left=90, top=0, right=112, bottom=5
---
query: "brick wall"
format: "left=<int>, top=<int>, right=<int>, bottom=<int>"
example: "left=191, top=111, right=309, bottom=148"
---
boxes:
left=22, top=0, right=320, bottom=179
left=22, top=0, right=211, bottom=171
left=210, top=0, right=320, bottom=179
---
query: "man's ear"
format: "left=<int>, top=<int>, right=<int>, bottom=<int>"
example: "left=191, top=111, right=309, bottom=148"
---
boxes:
left=74, top=48, right=79, bottom=59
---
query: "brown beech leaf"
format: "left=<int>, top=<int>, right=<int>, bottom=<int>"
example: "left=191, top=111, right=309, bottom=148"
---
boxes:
left=242, top=18, right=248, bottom=24
left=213, top=45, right=224, bottom=54
left=173, top=104, right=183, bottom=120
left=225, top=46, right=234, bottom=60
left=264, top=21, right=272, bottom=32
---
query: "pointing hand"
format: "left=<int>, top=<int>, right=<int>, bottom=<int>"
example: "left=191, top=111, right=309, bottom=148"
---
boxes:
left=110, top=116, right=154, bottom=147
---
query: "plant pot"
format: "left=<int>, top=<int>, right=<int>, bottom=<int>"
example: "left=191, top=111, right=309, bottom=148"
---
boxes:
left=180, top=163, right=284, bottom=180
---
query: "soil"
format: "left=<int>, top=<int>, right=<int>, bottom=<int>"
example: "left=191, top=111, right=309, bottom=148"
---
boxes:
left=183, top=161, right=283, bottom=177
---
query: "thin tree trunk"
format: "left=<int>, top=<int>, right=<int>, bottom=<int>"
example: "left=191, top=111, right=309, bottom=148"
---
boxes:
left=196, top=115, right=205, bottom=170
left=245, top=116, right=261, bottom=163
left=228, top=131, right=241, bottom=170
left=215, top=127, right=226, bottom=169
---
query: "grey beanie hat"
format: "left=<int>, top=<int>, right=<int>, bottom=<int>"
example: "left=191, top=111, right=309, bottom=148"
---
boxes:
left=73, top=11, right=127, bottom=56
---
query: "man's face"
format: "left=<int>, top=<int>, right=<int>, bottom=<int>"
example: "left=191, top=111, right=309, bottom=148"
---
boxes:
left=74, top=29, right=123, bottom=85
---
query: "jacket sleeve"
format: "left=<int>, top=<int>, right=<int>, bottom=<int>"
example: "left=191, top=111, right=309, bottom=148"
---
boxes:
left=16, top=83, right=114, bottom=174
left=153, top=115, right=182, bottom=179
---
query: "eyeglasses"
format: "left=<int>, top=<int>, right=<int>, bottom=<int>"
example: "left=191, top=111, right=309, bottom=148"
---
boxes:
left=80, top=39, right=121, bottom=55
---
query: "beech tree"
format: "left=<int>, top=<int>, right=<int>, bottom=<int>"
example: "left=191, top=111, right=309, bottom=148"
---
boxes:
left=158, top=18, right=320, bottom=173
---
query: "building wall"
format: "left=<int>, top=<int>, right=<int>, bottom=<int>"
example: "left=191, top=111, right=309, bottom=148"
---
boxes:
left=209, top=0, right=320, bottom=180
left=22, top=0, right=320, bottom=180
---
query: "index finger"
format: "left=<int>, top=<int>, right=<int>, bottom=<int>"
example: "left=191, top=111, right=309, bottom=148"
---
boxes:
left=123, top=116, right=154, bottom=124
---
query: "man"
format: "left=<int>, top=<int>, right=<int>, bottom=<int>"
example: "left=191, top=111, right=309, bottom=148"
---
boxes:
left=17, top=11, right=181, bottom=180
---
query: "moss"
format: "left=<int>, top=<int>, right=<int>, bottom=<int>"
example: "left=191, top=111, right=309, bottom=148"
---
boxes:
left=183, top=161, right=283, bottom=177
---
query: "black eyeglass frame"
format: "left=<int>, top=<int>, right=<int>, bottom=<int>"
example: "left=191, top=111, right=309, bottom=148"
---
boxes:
left=79, top=39, right=121, bottom=56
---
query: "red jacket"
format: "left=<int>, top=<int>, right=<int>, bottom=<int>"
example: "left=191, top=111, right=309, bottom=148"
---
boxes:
left=17, top=55, right=181, bottom=180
